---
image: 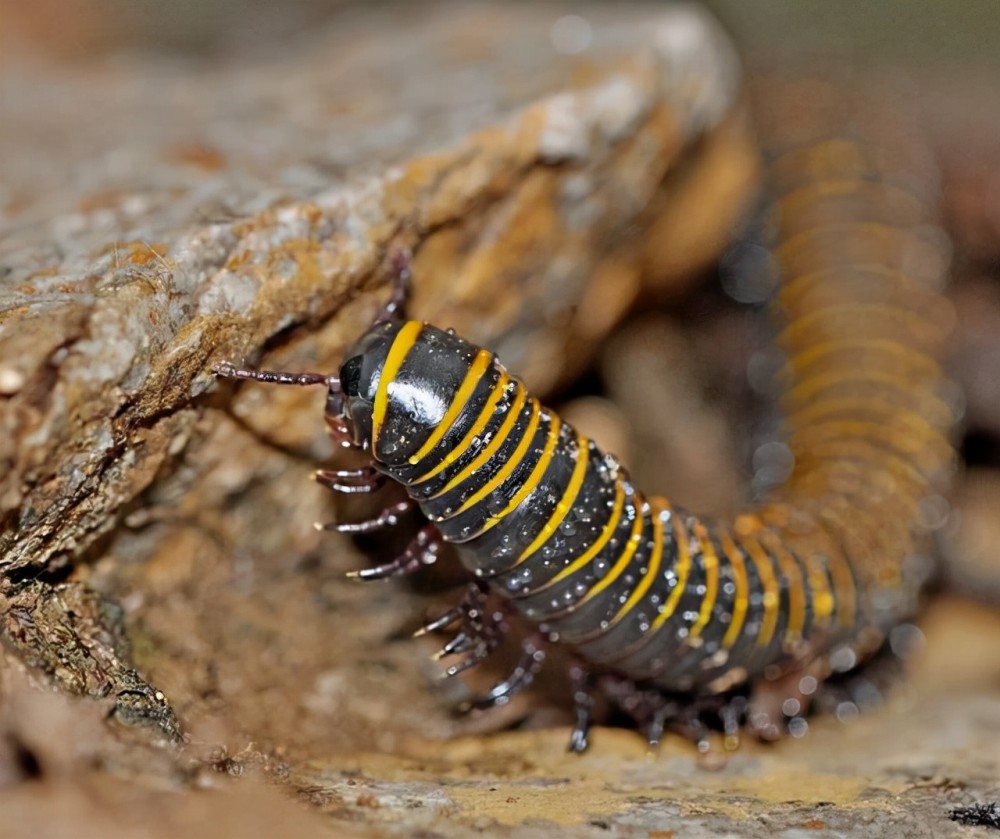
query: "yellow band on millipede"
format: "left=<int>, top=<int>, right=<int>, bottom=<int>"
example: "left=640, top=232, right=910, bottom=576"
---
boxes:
left=719, top=532, right=749, bottom=649
left=426, top=382, right=527, bottom=500
left=510, top=431, right=590, bottom=566
left=689, top=522, right=719, bottom=639
left=447, top=400, right=541, bottom=518
left=648, top=513, right=692, bottom=635
left=409, top=371, right=511, bottom=485
left=537, top=481, right=626, bottom=591
left=407, top=349, right=494, bottom=467
left=371, top=320, right=424, bottom=449
left=473, top=413, right=563, bottom=538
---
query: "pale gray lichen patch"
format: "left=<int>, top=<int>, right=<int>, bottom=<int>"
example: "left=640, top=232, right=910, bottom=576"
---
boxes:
left=69, top=307, right=143, bottom=384
left=537, top=92, right=591, bottom=164
left=589, top=74, right=650, bottom=144
left=197, top=270, right=261, bottom=317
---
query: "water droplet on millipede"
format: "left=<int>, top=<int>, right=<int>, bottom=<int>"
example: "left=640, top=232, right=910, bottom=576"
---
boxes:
left=559, top=520, right=577, bottom=536
left=593, top=558, right=610, bottom=578
left=487, top=495, right=507, bottom=515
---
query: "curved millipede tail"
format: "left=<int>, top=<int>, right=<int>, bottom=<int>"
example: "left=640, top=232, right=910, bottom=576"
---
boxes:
left=214, top=88, right=956, bottom=753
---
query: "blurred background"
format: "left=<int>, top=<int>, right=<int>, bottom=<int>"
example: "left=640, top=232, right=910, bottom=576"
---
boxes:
left=2, top=0, right=999, bottom=68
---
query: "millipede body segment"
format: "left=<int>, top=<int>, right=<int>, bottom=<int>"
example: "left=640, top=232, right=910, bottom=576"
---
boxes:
left=217, top=113, right=956, bottom=749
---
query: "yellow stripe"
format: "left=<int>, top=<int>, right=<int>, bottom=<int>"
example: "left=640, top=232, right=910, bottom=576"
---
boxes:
left=569, top=498, right=669, bottom=650
left=787, top=337, right=940, bottom=381
left=510, top=431, right=590, bottom=566
left=371, top=320, right=423, bottom=448
left=407, top=349, right=494, bottom=467
left=648, top=512, right=693, bottom=634
left=739, top=533, right=780, bottom=648
left=719, top=532, right=749, bottom=649
left=759, top=507, right=834, bottom=625
left=425, top=382, right=527, bottom=500
left=786, top=368, right=928, bottom=406
left=816, top=513, right=858, bottom=630
left=471, top=414, right=562, bottom=538
left=446, top=399, right=541, bottom=518
left=689, top=522, right=719, bottom=639
left=535, top=481, right=626, bottom=591
left=757, top=531, right=806, bottom=645
left=597, top=497, right=666, bottom=634
left=577, top=494, right=645, bottom=605
left=410, top=372, right=511, bottom=485
left=788, top=397, right=949, bottom=443
left=778, top=303, right=933, bottom=355
left=777, top=264, right=903, bottom=313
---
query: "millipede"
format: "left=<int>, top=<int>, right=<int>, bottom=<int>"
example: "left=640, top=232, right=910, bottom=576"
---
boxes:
left=214, top=103, right=957, bottom=752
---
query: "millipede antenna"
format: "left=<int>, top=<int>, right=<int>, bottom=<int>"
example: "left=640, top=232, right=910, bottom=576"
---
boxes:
left=213, top=362, right=339, bottom=391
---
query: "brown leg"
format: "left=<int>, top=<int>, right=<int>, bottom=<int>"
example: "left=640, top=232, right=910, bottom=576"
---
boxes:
left=373, top=246, right=413, bottom=324
left=314, top=466, right=387, bottom=494
left=421, top=583, right=509, bottom=680
left=568, top=664, right=596, bottom=753
left=335, top=500, right=416, bottom=534
left=465, top=635, right=546, bottom=711
left=346, top=524, right=442, bottom=581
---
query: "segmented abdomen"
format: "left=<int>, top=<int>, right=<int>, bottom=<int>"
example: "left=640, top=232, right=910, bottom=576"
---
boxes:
left=367, top=126, right=954, bottom=695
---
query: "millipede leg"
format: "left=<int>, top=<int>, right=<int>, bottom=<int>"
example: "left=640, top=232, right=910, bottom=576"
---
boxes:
left=719, top=695, right=747, bottom=752
left=315, top=467, right=387, bottom=494
left=335, top=500, right=416, bottom=535
left=568, top=664, right=595, bottom=753
left=442, top=646, right=494, bottom=679
left=373, top=247, right=412, bottom=325
left=428, top=583, right=508, bottom=680
left=467, top=635, right=546, bottom=711
left=677, top=707, right=712, bottom=755
left=346, top=524, right=442, bottom=581
left=324, top=415, right=355, bottom=449
left=646, top=705, right=670, bottom=751
left=414, top=605, right=465, bottom=637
